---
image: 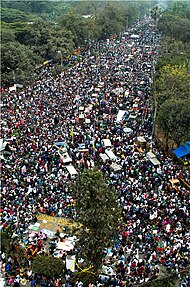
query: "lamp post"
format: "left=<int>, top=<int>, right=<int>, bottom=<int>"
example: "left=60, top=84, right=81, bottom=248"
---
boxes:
left=57, top=50, right=63, bottom=66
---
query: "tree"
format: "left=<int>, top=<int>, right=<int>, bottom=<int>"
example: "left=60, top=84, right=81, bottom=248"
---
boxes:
left=32, top=255, right=64, bottom=278
left=1, top=41, right=42, bottom=84
left=1, top=26, right=16, bottom=43
left=1, top=225, right=19, bottom=257
left=73, top=168, right=120, bottom=282
left=158, top=14, right=190, bottom=43
left=155, top=64, right=190, bottom=106
left=59, top=10, right=94, bottom=47
left=157, top=98, right=190, bottom=147
left=150, top=5, right=162, bottom=22
left=155, top=37, right=190, bottom=72
left=97, top=3, right=125, bottom=39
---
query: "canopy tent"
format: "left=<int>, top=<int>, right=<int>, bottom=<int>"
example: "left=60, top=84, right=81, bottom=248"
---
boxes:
left=130, top=34, right=140, bottom=39
left=102, top=139, right=112, bottom=148
left=116, top=110, right=127, bottom=122
left=56, top=241, right=74, bottom=252
left=169, top=179, right=180, bottom=188
left=65, top=165, right=78, bottom=176
left=0, top=139, right=7, bottom=152
left=147, top=151, right=160, bottom=166
left=105, top=149, right=117, bottom=160
left=137, top=136, right=147, bottom=143
left=58, top=149, right=72, bottom=164
left=174, top=142, right=190, bottom=158
left=54, top=141, right=67, bottom=147
left=123, top=127, right=133, bottom=134
left=99, top=153, right=109, bottom=162
left=111, top=163, right=122, bottom=172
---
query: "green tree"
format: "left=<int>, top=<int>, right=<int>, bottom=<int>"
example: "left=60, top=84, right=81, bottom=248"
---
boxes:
left=32, top=255, right=65, bottom=278
left=169, top=0, right=190, bottom=19
left=150, top=5, right=162, bottom=22
left=59, top=10, right=93, bottom=47
left=155, top=64, right=190, bottom=106
left=155, top=37, right=190, bottom=72
left=73, top=168, right=120, bottom=281
left=1, top=26, right=16, bottom=43
left=97, top=3, right=125, bottom=39
left=1, top=225, right=19, bottom=257
left=158, top=14, right=190, bottom=42
left=157, top=98, right=190, bottom=146
left=1, top=7, right=29, bottom=22
left=1, top=41, right=42, bottom=84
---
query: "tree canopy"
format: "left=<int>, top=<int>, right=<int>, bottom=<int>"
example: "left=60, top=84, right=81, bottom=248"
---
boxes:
left=73, top=168, right=120, bottom=279
left=155, top=0, right=190, bottom=147
left=32, top=255, right=65, bottom=278
left=157, top=98, right=190, bottom=146
left=1, top=0, right=155, bottom=84
left=155, top=64, right=190, bottom=106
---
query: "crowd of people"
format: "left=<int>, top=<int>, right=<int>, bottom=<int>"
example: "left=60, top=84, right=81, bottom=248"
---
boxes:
left=1, top=17, right=189, bottom=287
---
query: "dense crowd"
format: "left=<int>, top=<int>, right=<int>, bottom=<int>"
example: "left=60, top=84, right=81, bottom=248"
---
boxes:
left=1, top=17, right=189, bottom=287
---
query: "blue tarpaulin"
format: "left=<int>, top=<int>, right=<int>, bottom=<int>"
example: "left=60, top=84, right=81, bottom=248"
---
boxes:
left=174, top=142, right=190, bottom=158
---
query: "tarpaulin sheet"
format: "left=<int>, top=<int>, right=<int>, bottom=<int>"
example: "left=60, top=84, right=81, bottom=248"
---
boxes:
left=174, top=143, right=190, bottom=158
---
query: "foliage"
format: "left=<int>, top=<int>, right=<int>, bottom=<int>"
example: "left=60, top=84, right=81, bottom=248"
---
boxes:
left=168, top=0, right=190, bottom=19
left=59, top=11, right=93, bottom=47
left=1, top=41, right=42, bottom=84
left=157, top=98, right=190, bottom=146
left=32, top=255, right=64, bottom=278
left=158, top=14, right=190, bottom=43
left=155, top=36, right=190, bottom=72
left=73, top=168, right=120, bottom=278
left=97, top=3, right=125, bottom=39
left=150, top=5, right=162, bottom=21
left=1, top=225, right=21, bottom=257
left=1, top=1, right=158, bottom=84
left=1, top=26, right=16, bottom=43
left=1, top=7, right=31, bottom=23
left=1, top=1, right=73, bottom=21
left=155, top=64, right=190, bottom=106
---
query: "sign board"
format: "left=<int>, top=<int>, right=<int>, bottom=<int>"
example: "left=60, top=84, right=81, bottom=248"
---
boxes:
left=66, top=255, right=76, bottom=272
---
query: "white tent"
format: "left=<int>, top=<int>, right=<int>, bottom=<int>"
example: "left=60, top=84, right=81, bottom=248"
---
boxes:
left=59, top=150, right=72, bottom=164
left=66, top=255, right=76, bottom=272
left=111, top=163, right=122, bottom=171
left=147, top=151, right=160, bottom=166
left=137, top=136, right=147, bottom=143
left=65, top=165, right=78, bottom=176
left=130, top=34, right=140, bottom=39
left=99, top=153, right=109, bottom=162
left=123, top=127, right=133, bottom=133
left=57, top=241, right=74, bottom=251
left=116, top=110, right=127, bottom=122
left=102, top=139, right=112, bottom=148
left=0, top=139, right=8, bottom=152
left=91, top=93, right=98, bottom=98
left=105, top=149, right=117, bottom=160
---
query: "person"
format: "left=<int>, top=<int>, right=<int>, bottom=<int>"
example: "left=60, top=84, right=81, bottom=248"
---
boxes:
left=31, top=278, right=37, bottom=287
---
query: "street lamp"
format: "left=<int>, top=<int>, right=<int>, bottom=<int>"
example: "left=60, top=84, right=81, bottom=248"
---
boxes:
left=57, top=50, right=63, bottom=66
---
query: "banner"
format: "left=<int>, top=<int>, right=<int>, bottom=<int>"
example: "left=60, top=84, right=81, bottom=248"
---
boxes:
left=66, top=256, right=76, bottom=272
